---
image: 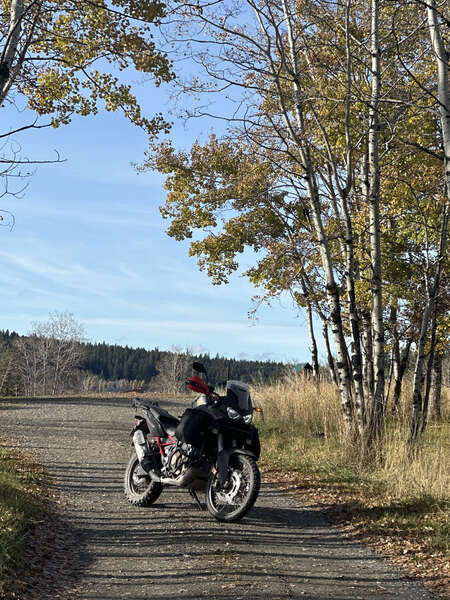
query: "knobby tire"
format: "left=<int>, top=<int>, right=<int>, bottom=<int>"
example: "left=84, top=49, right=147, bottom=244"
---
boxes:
left=124, top=452, right=163, bottom=507
left=206, top=454, right=260, bottom=522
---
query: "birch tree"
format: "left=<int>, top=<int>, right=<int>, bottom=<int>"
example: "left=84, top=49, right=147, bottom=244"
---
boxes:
left=144, top=0, right=395, bottom=442
left=153, top=346, right=192, bottom=395
left=0, top=0, right=173, bottom=196
left=402, top=0, right=449, bottom=446
left=143, top=0, right=447, bottom=446
left=14, top=312, right=85, bottom=395
left=366, top=0, right=385, bottom=442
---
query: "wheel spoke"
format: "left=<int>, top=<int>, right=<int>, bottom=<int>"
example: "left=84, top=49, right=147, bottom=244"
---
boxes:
left=206, top=455, right=259, bottom=521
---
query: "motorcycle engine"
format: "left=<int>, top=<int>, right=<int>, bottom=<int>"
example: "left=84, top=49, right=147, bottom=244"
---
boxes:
left=163, top=442, right=203, bottom=477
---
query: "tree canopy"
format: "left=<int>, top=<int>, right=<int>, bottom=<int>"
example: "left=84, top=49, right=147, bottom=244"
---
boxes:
left=144, top=0, right=449, bottom=447
left=0, top=0, right=174, bottom=196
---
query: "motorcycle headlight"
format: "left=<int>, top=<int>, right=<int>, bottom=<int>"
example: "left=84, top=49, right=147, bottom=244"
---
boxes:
left=243, top=413, right=253, bottom=424
left=226, top=407, right=240, bottom=420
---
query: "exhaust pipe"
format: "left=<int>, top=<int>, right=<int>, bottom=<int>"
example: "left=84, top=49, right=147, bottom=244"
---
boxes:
left=133, top=429, right=148, bottom=462
left=161, top=468, right=208, bottom=488
left=133, top=430, right=161, bottom=481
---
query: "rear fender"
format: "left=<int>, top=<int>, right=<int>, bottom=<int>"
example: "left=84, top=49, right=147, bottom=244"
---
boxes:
left=130, top=418, right=149, bottom=438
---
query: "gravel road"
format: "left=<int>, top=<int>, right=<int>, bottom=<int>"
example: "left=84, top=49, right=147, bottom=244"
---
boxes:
left=0, top=397, right=436, bottom=600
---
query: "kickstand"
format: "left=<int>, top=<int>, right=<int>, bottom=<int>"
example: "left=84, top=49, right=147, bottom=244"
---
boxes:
left=189, top=490, right=206, bottom=511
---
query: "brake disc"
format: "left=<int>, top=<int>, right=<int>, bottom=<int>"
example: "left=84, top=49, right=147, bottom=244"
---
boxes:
left=216, top=471, right=242, bottom=504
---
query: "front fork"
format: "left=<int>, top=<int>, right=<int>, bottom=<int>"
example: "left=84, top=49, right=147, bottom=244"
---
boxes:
left=216, top=433, right=229, bottom=484
left=216, top=433, right=257, bottom=485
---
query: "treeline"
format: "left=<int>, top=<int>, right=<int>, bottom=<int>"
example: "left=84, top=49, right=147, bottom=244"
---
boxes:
left=0, top=325, right=284, bottom=396
left=81, top=341, right=283, bottom=384
left=82, top=342, right=160, bottom=383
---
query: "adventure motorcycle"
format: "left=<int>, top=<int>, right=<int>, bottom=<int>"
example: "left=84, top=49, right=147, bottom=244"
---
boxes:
left=123, top=362, right=261, bottom=522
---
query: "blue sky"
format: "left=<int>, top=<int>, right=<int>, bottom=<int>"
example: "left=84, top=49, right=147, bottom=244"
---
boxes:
left=0, top=62, right=320, bottom=364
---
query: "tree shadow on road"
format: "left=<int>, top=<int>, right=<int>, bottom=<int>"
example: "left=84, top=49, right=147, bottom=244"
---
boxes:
left=46, top=467, right=418, bottom=600
left=0, top=400, right=434, bottom=600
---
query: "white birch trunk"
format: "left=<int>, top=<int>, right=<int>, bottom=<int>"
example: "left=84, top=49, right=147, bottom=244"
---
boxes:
left=336, top=1, right=365, bottom=430
left=410, top=302, right=432, bottom=444
left=322, top=321, right=338, bottom=385
left=360, top=156, right=375, bottom=405
left=306, top=302, right=319, bottom=379
left=410, top=202, right=448, bottom=444
left=420, top=307, right=438, bottom=439
left=385, top=305, right=400, bottom=405
left=367, top=0, right=385, bottom=441
left=0, top=0, right=24, bottom=105
left=0, top=355, right=12, bottom=394
left=340, top=194, right=366, bottom=433
left=339, top=2, right=366, bottom=431
left=361, top=311, right=375, bottom=407
left=430, top=353, right=442, bottom=420
left=410, top=0, right=450, bottom=446
left=391, top=340, right=411, bottom=413
left=279, top=0, right=355, bottom=432
left=426, top=0, right=450, bottom=204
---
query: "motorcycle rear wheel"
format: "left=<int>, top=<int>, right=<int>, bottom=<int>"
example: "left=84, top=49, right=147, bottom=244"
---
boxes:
left=124, top=452, right=163, bottom=507
left=206, top=454, right=260, bottom=522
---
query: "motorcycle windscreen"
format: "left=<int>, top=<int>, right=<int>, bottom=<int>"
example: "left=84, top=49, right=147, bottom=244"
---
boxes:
left=176, top=408, right=215, bottom=448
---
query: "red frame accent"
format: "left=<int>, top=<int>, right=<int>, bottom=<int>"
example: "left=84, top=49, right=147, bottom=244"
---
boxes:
left=155, top=435, right=176, bottom=455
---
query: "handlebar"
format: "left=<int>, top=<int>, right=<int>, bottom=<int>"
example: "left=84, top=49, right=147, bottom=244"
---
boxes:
left=132, top=398, right=159, bottom=409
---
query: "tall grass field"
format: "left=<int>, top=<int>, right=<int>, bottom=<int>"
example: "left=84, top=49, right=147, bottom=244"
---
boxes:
left=253, top=375, right=449, bottom=595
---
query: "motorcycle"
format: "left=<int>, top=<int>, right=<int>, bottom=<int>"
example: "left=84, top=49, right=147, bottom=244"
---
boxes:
left=123, top=362, right=261, bottom=522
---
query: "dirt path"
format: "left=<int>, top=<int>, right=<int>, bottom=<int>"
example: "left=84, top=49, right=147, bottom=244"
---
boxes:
left=1, top=397, right=436, bottom=600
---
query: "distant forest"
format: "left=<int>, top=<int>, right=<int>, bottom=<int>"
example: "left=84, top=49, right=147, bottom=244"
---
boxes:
left=0, top=329, right=284, bottom=387
left=81, top=342, right=284, bottom=384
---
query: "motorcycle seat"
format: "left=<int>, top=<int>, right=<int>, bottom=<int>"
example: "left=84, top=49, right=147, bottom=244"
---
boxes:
left=149, top=406, right=180, bottom=436
left=133, top=399, right=159, bottom=410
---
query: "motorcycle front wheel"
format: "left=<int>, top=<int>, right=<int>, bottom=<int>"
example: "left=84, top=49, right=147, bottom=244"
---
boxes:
left=124, top=452, right=163, bottom=507
left=206, top=454, right=260, bottom=522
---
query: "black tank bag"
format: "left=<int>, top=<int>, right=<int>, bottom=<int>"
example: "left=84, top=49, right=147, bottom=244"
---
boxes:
left=176, top=408, right=214, bottom=448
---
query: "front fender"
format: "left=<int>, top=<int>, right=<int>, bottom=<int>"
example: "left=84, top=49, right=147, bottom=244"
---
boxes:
left=217, top=448, right=258, bottom=483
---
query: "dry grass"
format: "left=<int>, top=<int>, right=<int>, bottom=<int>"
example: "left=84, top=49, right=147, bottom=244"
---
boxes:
left=252, top=375, right=449, bottom=499
left=252, top=376, right=449, bottom=597
left=0, top=441, right=46, bottom=595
